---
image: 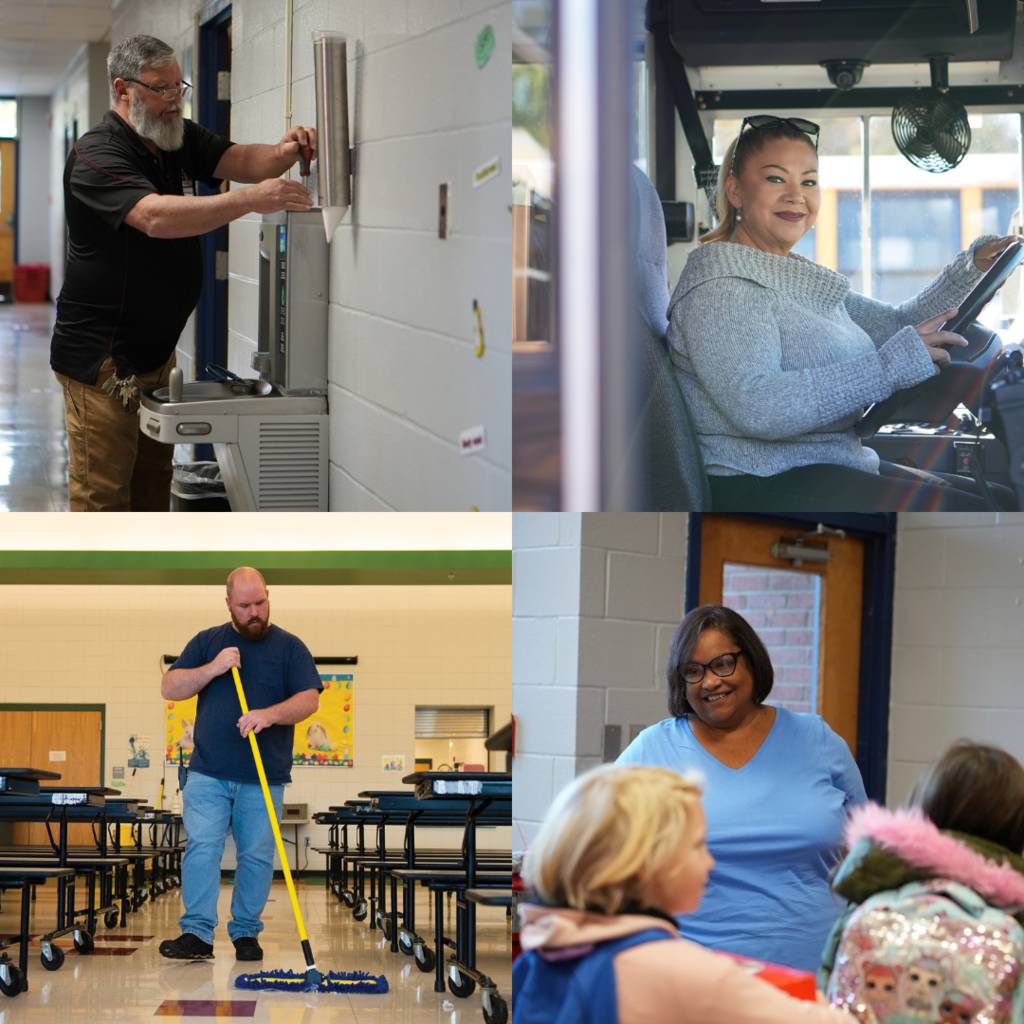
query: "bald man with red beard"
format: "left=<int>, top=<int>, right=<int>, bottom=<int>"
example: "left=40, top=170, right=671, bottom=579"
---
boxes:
left=157, top=567, right=322, bottom=962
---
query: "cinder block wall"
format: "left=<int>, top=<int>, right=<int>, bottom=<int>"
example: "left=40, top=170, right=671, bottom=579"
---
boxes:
left=228, top=0, right=511, bottom=510
left=511, top=513, right=583, bottom=851
left=511, top=512, right=688, bottom=850
left=576, top=513, right=689, bottom=771
left=889, top=512, right=1024, bottom=806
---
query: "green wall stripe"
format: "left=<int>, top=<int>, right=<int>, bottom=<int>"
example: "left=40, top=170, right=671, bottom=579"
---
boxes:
left=0, top=550, right=511, bottom=585
left=0, top=550, right=510, bottom=569
left=0, top=567, right=510, bottom=586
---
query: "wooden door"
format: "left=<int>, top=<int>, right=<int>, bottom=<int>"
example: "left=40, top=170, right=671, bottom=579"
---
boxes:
left=0, top=139, right=14, bottom=300
left=699, top=515, right=864, bottom=755
left=0, top=708, right=103, bottom=845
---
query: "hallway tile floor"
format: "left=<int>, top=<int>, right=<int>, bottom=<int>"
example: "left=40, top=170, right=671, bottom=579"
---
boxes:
left=0, top=302, right=68, bottom=511
left=0, top=879, right=511, bottom=1022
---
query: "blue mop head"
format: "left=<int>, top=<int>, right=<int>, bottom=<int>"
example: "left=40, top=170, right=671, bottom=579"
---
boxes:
left=235, top=968, right=389, bottom=994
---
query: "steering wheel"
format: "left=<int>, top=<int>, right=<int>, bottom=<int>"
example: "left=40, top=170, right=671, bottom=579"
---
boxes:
left=855, top=320, right=1003, bottom=439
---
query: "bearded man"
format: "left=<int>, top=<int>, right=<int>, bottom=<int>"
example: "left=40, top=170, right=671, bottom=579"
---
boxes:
left=51, top=34, right=316, bottom=511
left=158, top=567, right=322, bottom=962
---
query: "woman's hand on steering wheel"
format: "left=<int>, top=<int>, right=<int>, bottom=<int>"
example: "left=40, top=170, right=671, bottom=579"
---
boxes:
left=974, top=235, right=1020, bottom=272
left=915, top=308, right=967, bottom=369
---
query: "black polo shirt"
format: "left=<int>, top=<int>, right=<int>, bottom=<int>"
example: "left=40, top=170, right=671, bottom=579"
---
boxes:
left=51, top=110, right=234, bottom=383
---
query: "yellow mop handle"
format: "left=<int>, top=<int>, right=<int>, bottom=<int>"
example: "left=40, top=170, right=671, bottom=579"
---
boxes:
left=232, top=667, right=313, bottom=954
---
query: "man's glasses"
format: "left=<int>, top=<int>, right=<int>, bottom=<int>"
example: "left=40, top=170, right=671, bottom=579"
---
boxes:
left=124, top=78, right=192, bottom=102
left=682, top=651, right=743, bottom=686
left=729, top=115, right=820, bottom=175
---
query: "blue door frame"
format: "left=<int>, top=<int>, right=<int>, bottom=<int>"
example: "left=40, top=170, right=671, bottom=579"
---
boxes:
left=686, top=513, right=897, bottom=804
left=195, top=6, right=232, bottom=460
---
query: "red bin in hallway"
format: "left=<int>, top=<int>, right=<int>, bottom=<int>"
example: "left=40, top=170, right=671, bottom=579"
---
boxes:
left=13, top=264, right=49, bottom=303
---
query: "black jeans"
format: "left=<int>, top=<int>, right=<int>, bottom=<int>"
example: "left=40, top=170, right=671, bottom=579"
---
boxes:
left=708, top=460, right=1020, bottom=512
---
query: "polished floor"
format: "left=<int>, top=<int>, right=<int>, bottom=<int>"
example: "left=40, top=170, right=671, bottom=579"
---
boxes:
left=0, top=877, right=512, bottom=1022
left=0, top=302, right=68, bottom=512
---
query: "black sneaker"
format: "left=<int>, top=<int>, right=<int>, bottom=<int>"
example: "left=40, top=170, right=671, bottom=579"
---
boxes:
left=158, top=933, right=214, bottom=960
left=233, top=936, right=263, bottom=961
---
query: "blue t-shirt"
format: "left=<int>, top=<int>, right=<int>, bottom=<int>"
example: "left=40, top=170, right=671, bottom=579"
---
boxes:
left=173, top=622, right=322, bottom=786
left=618, top=707, right=866, bottom=972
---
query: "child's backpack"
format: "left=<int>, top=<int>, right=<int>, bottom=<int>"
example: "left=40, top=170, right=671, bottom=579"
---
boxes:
left=827, top=878, right=1024, bottom=1024
left=512, top=927, right=673, bottom=1024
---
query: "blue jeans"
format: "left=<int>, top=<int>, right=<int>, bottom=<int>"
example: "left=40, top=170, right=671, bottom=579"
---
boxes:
left=179, top=770, right=284, bottom=945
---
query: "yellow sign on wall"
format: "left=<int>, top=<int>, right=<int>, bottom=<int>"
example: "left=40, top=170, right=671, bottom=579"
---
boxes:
left=295, top=674, right=354, bottom=767
left=165, top=673, right=354, bottom=768
left=165, top=696, right=197, bottom=766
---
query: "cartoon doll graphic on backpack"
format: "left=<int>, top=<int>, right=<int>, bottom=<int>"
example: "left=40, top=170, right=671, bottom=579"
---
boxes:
left=937, top=991, right=980, bottom=1024
left=859, top=961, right=901, bottom=1019
left=904, top=954, right=953, bottom=1017
left=820, top=742, right=1024, bottom=1024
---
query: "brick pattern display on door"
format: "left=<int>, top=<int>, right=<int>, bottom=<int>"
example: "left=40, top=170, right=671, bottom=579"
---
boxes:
left=722, top=564, right=821, bottom=715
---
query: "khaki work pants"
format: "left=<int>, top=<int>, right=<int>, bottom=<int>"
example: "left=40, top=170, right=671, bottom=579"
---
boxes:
left=55, top=354, right=175, bottom=512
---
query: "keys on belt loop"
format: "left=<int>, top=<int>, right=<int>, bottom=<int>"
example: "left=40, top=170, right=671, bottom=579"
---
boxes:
left=102, top=373, right=143, bottom=412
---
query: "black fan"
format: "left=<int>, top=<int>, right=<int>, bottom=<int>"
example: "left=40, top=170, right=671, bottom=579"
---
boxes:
left=891, top=55, right=971, bottom=173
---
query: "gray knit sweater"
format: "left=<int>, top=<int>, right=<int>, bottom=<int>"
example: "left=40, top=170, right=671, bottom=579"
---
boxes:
left=667, top=239, right=993, bottom=477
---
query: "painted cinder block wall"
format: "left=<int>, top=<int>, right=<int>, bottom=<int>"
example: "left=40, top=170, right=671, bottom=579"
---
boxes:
left=224, top=0, right=512, bottom=510
left=512, top=513, right=689, bottom=850
left=888, top=512, right=1024, bottom=807
left=0, top=581, right=511, bottom=869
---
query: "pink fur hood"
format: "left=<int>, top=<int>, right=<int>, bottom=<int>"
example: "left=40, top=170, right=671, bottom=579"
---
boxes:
left=845, top=802, right=1024, bottom=909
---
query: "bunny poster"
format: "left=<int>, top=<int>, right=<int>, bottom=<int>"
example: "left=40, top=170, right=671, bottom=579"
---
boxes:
left=293, top=674, right=355, bottom=767
left=165, top=698, right=197, bottom=765
left=164, top=673, right=355, bottom=768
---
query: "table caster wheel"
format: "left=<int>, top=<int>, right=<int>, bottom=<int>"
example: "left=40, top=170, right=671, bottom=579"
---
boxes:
left=0, top=963, right=25, bottom=996
left=483, top=993, right=508, bottom=1024
left=414, top=944, right=435, bottom=973
left=40, top=942, right=65, bottom=971
left=448, top=967, right=476, bottom=998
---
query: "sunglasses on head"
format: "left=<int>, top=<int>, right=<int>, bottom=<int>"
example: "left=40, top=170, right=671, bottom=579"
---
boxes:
left=729, top=116, right=821, bottom=175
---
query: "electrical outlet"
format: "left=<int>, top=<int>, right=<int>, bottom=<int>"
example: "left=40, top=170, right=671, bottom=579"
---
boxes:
left=304, top=836, right=310, bottom=847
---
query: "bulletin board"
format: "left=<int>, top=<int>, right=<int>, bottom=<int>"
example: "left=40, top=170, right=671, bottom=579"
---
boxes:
left=165, top=673, right=354, bottom=768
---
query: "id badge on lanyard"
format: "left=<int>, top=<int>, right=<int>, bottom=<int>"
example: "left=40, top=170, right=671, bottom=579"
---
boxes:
left=181, top=171, right=195, bottom=196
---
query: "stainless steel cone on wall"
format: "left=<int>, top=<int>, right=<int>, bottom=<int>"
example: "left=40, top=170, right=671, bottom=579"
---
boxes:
left=314, top=33, right=351, bottom=243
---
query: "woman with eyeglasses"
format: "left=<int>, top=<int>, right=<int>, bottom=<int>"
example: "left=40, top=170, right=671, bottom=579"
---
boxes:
left=669, top=115, right=1019, bottom=511
left=618, top=604, right=866, bottom=973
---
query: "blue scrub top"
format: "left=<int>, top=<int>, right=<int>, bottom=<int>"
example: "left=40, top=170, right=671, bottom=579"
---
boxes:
left=618, top=707, right=866, bottom=972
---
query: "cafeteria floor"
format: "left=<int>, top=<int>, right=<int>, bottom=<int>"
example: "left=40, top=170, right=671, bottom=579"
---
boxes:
left=0, top=876, right=512, bottom=1022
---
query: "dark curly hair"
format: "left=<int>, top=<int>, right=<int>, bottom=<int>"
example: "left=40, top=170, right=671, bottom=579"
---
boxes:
left=666, top=604, right=775, bottom=718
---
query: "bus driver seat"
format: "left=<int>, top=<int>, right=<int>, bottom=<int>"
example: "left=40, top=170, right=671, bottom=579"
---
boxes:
left=630, top=163, right=713, bottom=510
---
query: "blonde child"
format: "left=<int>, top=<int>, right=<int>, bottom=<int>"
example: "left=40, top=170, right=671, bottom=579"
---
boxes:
left=514, top=764, right=856, bottom=1024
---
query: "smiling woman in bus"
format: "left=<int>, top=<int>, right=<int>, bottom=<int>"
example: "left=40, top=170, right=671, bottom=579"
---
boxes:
left=669, top=115, right=1020, bottom=512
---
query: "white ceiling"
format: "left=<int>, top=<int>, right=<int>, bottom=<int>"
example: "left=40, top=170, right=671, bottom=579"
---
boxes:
left=0, top=0, right=111, bottom=97
left=0, top=513, right=513, bottom=551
